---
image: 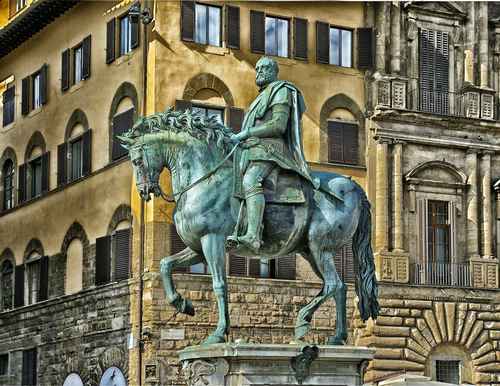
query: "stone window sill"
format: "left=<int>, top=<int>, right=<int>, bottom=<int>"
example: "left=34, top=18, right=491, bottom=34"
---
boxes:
left=114, top=50, right=137, bottom=66
left=186, top=42, right=229, bottom=56
left=28, top=106, right=42, bottom=118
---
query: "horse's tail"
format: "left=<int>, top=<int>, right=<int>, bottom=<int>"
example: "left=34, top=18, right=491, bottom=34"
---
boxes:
left=352, top=191, right=380, bottom=322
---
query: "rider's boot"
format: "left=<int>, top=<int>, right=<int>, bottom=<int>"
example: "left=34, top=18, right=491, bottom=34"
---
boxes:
left=237, top=193, right=265, bottom=251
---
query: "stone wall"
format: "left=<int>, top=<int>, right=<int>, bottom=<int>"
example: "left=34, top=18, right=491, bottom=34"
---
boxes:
left=0, top=280, right=131, bottom=386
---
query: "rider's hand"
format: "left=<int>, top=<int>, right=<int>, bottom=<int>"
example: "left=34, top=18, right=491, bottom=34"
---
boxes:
left=230, top=134, right=240, bottom=143
left=231, top=131, right=249, bottom=143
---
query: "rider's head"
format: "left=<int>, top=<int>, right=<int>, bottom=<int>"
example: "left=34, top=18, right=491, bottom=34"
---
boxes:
left=255, top=57, right=279, bottom=88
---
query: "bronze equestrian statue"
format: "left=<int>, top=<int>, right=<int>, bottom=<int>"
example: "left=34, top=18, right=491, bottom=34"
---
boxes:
left=119, top=57, right=379, bottom=346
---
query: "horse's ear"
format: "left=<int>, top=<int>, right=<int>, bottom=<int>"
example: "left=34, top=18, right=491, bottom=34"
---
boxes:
left=116, top=135, right=135, bottom=150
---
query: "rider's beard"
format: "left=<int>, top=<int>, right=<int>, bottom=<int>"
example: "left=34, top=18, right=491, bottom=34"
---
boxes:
left=256, top=72, right=277, bottom=89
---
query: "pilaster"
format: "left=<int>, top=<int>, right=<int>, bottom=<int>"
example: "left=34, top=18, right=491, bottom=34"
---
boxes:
left=480, top=151, right=493, bottom=258
left=466, top=149, right=480, bottom=259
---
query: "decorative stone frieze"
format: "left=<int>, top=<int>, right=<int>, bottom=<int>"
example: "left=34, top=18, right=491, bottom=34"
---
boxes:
left=375, top=251, right=410, bottom=284
left=469, top=257, right=499, bottom=289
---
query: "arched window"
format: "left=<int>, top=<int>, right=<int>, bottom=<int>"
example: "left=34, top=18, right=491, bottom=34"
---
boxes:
left=65, top=239, right=83, bottom=295
left=2, top=159, right=14, bottom=211
left=327, top=108, right=359, bottom=165
left=21, top=240, right=49, bottom=306
left=0, top=260, right=13, bottom=311
left=99, top=367, right=127, bottom=386
left=111, top=97, right=135, bottom=161
left=63, top=373, right=84, bottom=386
left=20, top=132, right=49, bottom=202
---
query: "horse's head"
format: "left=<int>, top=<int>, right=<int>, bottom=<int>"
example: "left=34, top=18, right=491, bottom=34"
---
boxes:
left=118, top=118, right=165, bottom=202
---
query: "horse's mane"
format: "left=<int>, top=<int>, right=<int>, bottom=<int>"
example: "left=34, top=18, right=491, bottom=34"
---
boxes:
left=123, top=107, right=233, bottom=152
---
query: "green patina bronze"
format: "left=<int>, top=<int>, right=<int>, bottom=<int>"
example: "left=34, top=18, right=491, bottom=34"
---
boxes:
left=119, top=57, right=379, bottom=346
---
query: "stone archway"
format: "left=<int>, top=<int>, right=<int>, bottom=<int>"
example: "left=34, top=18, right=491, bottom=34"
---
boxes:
left=182, top=73, right=234, bottom=107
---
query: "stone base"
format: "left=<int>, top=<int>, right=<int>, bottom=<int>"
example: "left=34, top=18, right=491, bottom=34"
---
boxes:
left=178, top=343, right=374, bottom=386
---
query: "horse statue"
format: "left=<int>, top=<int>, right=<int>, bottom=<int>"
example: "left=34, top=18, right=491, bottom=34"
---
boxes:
left=119, top=108, right=379, bottom=345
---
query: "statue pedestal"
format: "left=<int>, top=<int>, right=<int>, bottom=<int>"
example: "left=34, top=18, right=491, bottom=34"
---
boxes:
left=179, top=343, right=374, bottom=386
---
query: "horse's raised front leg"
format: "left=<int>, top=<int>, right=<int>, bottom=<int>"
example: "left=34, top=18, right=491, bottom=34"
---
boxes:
left=200, top=233, right=229, bottom=345
left=160, top=247, right=204, bottom=316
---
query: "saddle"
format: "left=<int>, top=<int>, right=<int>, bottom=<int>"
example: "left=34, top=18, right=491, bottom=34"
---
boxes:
left=262, top=168, right=306, bottom=204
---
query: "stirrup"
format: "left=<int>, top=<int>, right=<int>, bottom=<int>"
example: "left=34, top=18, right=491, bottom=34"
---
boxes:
left=237, top=235, right=262, bottom=252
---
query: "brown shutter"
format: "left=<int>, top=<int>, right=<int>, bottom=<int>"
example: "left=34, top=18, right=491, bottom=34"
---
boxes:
left=229, top=255, right=247, bottom=276
left=41, top=152, right=49, bottom=194
left=316, top=21, right=330, bottom=64
left=357, top=27, right=374, bottom=70
left=40, top=64, right=48, bottom=105
left=342, top=122, right=358, bottom=165
left=277, top=254, right=296, bottom=280
left=61, top=49, right=70, bottom=92
left=57, top=143, right=67, bottom=187
left=175, top=99, right=192, bottom=112
left=106, top=18, right=116, bottom=64
left=229, top=107, right=244, bottom=133
left=248, top=259, right=261, bottom=277
left=14, top=265, right=24, bottom=307
left=328, top=121, right=343, bottom=163
left=82, top=129, right=92, bottom=176
left=18, top=163, right=27, bottom=203
left=82, top=35, right=91, bottom=79
left=131, top=16, right=140, bottom=49
left=112, top=108, right=135, bottom=160
left=226, top=5, right=240, bottom=49
left=38, top=256, right=49, bottom=301
left=9, top=0, right=16, bottom=18
left=250, top=10, right=265, bottom=54
left=181, top=0, right=195, bottom=42
left=21, top=76, right=30, bottom=115
left=96, top=235, right=111, bottom=285
left=293, top=18, right=308, bottom=60
left=113, top=228, right=131, bottom=281
left=22, top=348, right=37, bottom=386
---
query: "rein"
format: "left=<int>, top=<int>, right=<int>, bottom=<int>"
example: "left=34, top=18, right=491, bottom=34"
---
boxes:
left=157, top=142, right=240, bottom=203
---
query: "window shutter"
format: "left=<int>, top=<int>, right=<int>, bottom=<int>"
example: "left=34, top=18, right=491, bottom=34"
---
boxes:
left=181, top=0, right=195, bottom=42
left=248, top=259, right=260, bottom=277
left=250, top=10, right=265, bottom=54
left=61, top=49, right=70, bottom=92
left=113, top=228, right=131, bottom=281
left=229, top=107, right=244, bottom=133
left=131, top=15, right=140, bottom=49
left=57, top=142, right=67, bottom=187
left=112, top=108, right=135, bottom=161
left=277, top=254, right=296, bottom=280
left=293, top=18, right=308, bottom=60
left=21, top=76, right=30, bottom=115
left=328, top=121, right=343, bottom=163
left=229, top=255, right=247, bottom=276
left=342, top=122, right=358, bottom=165
left=18, top=163, right=27, bottom=203
left=14, top=265, right=24, bottom=307
left=95, top=235, right=111, bottom=285
left=226, top=5, right=240, bottom=49
left=22, top=348, right=37, bottom=386
left=82, top=129, right=92, bottom=176
left=41, top=152, right=49, bottom=194
left=170, top=224, right=187, bottom=254
left=40, top=64, right=48, bottom=105
left=0, top=184, right=4, bottom=212
left=106, top=18, right=116, bottom=64
left=82, top=35, right=91, bottom=79
left=38, top=256, right=49, bottom=301
left=357, top=27, right=374, bottom=70
left=316, top=21, right=330, bottom=64
left=2, top=86, right=15, bottom=126
left=175, top=99, right=192, bottom=112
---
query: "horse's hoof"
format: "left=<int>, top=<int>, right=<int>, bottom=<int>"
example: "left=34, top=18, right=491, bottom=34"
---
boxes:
left=202, top=333, right=225, bottom=345
left=225, top=237, right=239, bottom=251
left=327, top=335, right=346, bottom=346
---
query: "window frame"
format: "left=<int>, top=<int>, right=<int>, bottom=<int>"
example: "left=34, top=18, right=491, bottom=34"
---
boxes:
left=72, top=43, right=84, bottom=85
left=193, top=2, right=222, bottom=47
left=191, top=102, right=225, bottom=124
left=68, top=135, right=84, bottom=182
left=29, top=155, right=43, bottom=199
left=3, top=159, right=14, bottom=211
left=25, top=255, right=41, bottom=306
left=328, top=24, right=353, bottom=68
left=435, top=359, right=461, bottom=384
left=264, top=14, right=290, bottom=58
left=427, top=200, right=450, bottom=264
left=119, top=13, right=132, bottom=56
left=31, top=71, right=42, bottom=110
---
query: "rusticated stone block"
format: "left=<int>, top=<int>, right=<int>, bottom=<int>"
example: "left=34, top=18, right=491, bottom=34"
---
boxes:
left=404, top=300, right=432, bottom=309
left=376, top=316, right=404, bottom=326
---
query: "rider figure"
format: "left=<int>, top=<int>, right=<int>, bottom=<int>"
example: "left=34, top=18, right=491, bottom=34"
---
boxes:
left=228, top=57, right=317, bottom=251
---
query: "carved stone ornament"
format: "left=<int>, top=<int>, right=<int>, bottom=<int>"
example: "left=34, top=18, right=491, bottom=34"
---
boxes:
left=290, top=345, right=319, bottom=385
left=451, top=25, right=463, bottom=47
left=407, top=19, right=418, bottom=41
left=182, top=359, right=217, bottom=386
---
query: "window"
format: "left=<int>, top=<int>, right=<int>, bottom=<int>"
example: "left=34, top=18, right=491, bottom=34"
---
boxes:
left=30, top=156, right=42, bottom=198
left=0, top=260, right=13, bottom=311
left=228, top=255, right=296, bottom=280
left=3, top=159, right=14, bottom=211
left=120, top=15, right=132, bottom=56
left=2, top=86, right=15, bottom=127
left=9, top=0, right=26, bottom=17
left=327, top=120, right=358, bottom=164
left=22, top=65, right=47, bottom=115
left=22, top=348, right=37, bottom=386
left=73, top=45, right=83, bottom=84
left=329, top=27, right=352, bottom=67
left=63, top=373, right=84, bottom=386
left=70, top=137, right=83, bottom=180
left=32, top=72, right=41, bottom=110
left=265, top=16, right=289, bottom=57
left=192, top=104, right=224, bottom=124
left=26, top=257, right=40, bottom=306
left=95, top=225, right=131, bottom=285
left=112, top=107, right=135, bottom=161
left=194, top=3, right=221, bottom=46
left=436, top=360, right=460, bottom=384
left=15, top=0, right=26, bottom=12
left=0, top=354, right=8, bottom=376
left=428, top=200, right=450, bottom=264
